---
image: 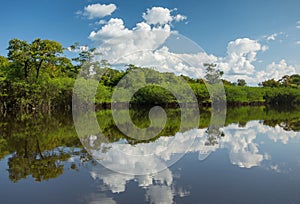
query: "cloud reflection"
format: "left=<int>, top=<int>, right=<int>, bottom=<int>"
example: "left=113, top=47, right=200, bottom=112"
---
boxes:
left=83, top=120, right=300, bottom=203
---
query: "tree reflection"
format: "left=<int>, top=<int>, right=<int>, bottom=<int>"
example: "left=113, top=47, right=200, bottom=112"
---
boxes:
left=264, top=119, right=300, bottom=131
left=1, top=106, right=300, bottom=182
left=0, top=113, right=89, bottom=182
left=8, top=149, right=69, bottom=182
left=205, top=125, right=225, bottom=146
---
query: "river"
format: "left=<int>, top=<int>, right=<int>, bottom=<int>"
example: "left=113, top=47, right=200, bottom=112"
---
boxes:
left=0, top=106, right=300, bottom=203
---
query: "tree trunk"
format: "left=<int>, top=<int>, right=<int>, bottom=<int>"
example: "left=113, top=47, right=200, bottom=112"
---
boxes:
left=36, top=59, right=44, bottom=80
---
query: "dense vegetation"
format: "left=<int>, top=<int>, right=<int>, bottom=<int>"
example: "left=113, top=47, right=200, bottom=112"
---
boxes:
left=1, top=38, right=300, bottom=113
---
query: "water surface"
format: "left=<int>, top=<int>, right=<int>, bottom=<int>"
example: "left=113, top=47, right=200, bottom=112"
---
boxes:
left=1, top=106, right=300, bottom=203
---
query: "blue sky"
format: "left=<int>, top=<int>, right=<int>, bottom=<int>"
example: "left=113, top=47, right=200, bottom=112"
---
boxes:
left=1, top=0, right=300, bottom=84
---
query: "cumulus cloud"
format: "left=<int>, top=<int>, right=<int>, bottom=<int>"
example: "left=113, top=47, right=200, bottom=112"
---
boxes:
left=296, top=41, right=300, bottom=45
left=222, top=126, right=264, bottom=168
left=83, top=5, right=296, bottom=84
left=142, top=7, right=173, bottom=25
left=216, top=38, right=268, bottom=82
left=256, top=59, right=296, bottom=81
left=79, top=3, right=117, bottom=19
left=90, top=164, right=189, bottom=203
left=87, top=6, right=190, bottom=73
left=89, top=18, right=172, bottom=61
left=90, top=18, right=132, bottom=40
left=86, top=119, right=300, bottom=175
left=86, top=123, right=266, bottom=174
left=81, top=120, right=300, bottom=203
left=263, top=124, right=298, bottom=144
left=89, top=20, right=269, bottom=81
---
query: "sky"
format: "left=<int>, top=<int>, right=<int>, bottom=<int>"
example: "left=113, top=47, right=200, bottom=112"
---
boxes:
left=1, top=0, right=300, bottom=85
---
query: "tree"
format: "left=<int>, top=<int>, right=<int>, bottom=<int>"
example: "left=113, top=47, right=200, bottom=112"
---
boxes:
left=290, top=74, right=300, bottom=86
left=31, top=38, right=63, bottom=80
left=5, top=38, right=76, bottom=111
left=278, top=75, right=300, bottom=87
left=261, top=79, right=281, bottom=88
left=7, top=39, right=31, bottom=81
left=204, top=63, right=223, bottom=84
left=237, top=79, right=247, bottom=86
left=7, top=38, right=64, bottom=81
left=70, top=43, right=102, bottom=78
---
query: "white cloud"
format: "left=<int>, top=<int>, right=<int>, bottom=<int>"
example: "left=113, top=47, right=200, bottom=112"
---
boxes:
left=81, top=120, right=300, bottom=201
left=89, top=18, right=132, bottom=40
left=296, top=41, right=300, bottom=45
left=86, top=123, right=266, bottom=174
left=217, top=38, right=266, bottom=82
left=142, top=7, right=173, bottom=25
left=88, top=16, right=172, bottom=68
left=89, top=164, right=189, bottom=203
left=257, top=59, right=296, bottom=81
left=266, top=125, right=298, bottom=144
left=80, top=3, right=117, bottom=19
left=89, top=21, right=269, bottom=81
left=222, top=127, right=264, bottom=168
left=84, top=6, right=296, bottom=84
left=174, top=14, right=187, bottom=22
left=226, top=38, right=263, bottom=60
left=266, top=33, right=278, bottom=41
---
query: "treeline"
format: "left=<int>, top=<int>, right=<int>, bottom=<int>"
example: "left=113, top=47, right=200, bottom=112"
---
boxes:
left=0, top=38, right=300, bottom=112
left=0, top=39, right=78, bottom=112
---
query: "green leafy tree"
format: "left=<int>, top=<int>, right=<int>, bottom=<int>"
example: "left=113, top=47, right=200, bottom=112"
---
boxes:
left=237, top=79, right=247, bottom=86
left=204, top=63, right=224, bottom=84
left=30, top=38, right=64, bottom=80
left=290, top=74, right=300, bottom=86
left=261, top=79, right=281, bottom=87
left=7, top=38, right=65, bottom=81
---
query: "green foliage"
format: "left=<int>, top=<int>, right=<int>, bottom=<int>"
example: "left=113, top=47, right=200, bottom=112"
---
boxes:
left=261, top=75, right=300, bottom=88
left=264, top=87, right=300, bottom=105
left=237, top=79, right=247, bottom=86
left=290, top=74, right=300, bottom=85
left=225, top=86, right=265, bottom=103
left=1, top=38, right=300, bottom=112
left=2, top=38, right=78, bottom=111
left=0, top=113, right=84, bottom=182
left=132, top=85, right=176, bottom=105
left=95, top=83, right=112, bottom=103
left=204, top=63, right=223, bottom=84
left=190, top=83, right=210, bottom=103
left=261, top=78, right=281, bottom=87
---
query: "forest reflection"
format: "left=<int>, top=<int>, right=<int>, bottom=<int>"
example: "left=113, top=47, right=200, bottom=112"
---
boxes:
left=1, top=105, right=300, bottom=182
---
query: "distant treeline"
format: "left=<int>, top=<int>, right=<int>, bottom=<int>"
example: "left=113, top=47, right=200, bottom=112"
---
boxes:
left=0, top=38, right=300, bottom=112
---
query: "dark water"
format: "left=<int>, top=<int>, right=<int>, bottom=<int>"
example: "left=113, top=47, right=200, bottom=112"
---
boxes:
left=1, top=106, right=300, bottom=204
